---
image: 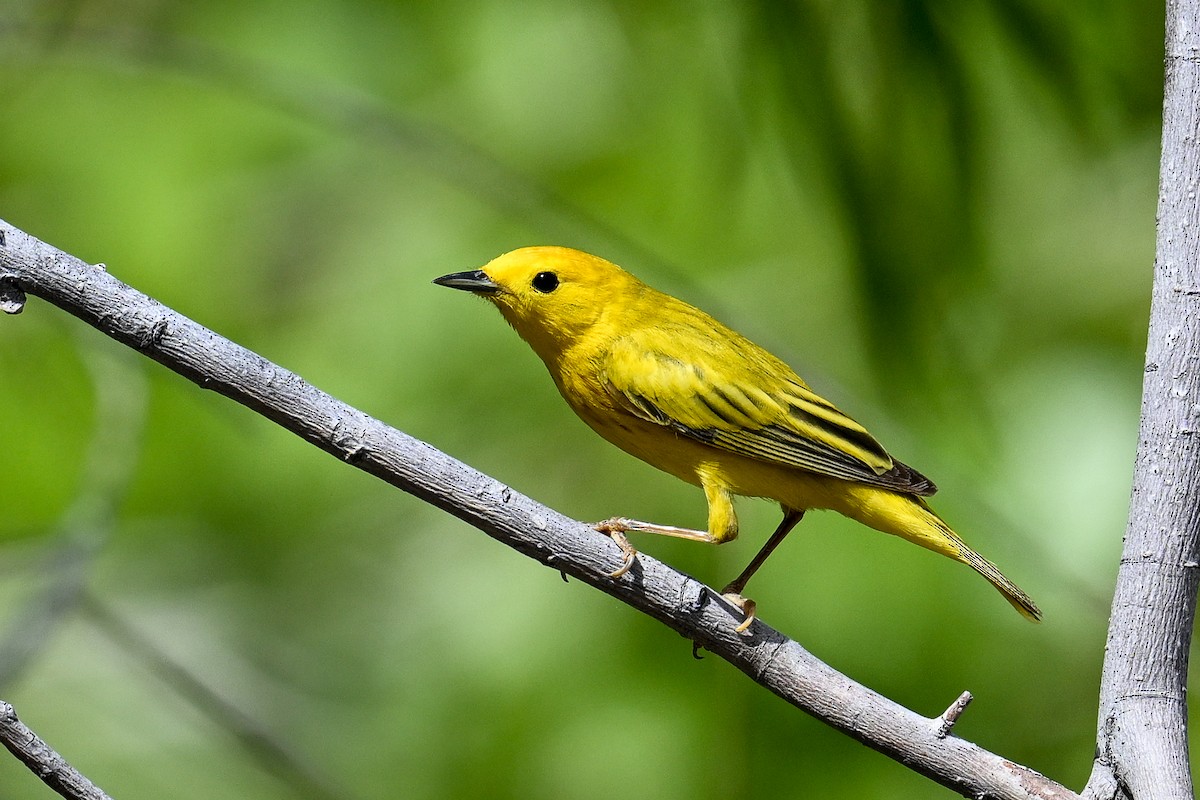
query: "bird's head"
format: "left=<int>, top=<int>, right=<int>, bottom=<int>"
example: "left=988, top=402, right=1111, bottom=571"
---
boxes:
left=434, top=246, right=642, bottom=361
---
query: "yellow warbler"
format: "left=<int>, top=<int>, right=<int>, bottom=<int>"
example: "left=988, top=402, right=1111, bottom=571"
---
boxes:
left=435, top=247, right=1040, bottom=629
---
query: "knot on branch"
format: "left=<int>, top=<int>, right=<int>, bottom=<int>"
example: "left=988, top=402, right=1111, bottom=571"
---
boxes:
left=137, top=318, right=169, bottom=349
left=330, top=419, right=369, bottom=463
left=0, top=277, right=26, bottom=315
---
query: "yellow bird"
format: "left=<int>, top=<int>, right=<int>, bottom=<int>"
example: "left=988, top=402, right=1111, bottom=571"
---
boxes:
left=435, top=247, right=1040, bottom=630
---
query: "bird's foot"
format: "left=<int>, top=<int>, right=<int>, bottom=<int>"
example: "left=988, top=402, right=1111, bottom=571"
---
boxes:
left=593, top=516, right=634, bottom=534
left=593, top=518, right=639, bottom=578
left=720, top=588, right=757, bottom=633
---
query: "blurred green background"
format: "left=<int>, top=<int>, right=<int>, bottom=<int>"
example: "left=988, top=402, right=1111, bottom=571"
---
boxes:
left=0, top=1, right=1168, bottom=797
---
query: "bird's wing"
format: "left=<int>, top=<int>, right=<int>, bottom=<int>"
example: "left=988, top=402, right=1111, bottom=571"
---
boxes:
left=603, top=332, right=936, bottom=496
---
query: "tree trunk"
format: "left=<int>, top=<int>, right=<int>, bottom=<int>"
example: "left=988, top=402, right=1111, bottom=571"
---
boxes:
left=1086, top=2, right=1200, bottom=796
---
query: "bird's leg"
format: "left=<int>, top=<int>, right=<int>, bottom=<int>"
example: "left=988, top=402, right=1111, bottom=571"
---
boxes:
left=593, top=476, right=737, bottom=580
left=721, top=508, right=805, bottom=633
left=592, top=518, right=716, bottom=579
left=722, top=508, right=805, bottom=595
left=593, top=517, right=717, bottom=541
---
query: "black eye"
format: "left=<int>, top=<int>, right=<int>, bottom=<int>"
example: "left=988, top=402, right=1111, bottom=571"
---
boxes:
left=531, top=271, right=559, bottom=293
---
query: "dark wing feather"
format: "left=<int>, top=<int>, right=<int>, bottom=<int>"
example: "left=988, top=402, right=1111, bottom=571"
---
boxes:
left=604, top=333, right=936, bottom=496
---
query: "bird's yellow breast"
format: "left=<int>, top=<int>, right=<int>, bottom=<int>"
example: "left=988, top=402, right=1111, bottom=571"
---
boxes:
left=550, top=337, right=847, bottom=514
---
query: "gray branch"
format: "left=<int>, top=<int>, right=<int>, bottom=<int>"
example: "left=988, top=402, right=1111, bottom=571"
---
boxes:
left=0, top=218, right=1077, bottom=798
left=1084, top=3, right=1200, bottom=798
left=0, top=701, right=114, bottom=800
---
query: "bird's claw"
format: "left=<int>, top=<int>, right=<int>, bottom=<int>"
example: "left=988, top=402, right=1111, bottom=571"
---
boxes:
left=593, top=519, right=638, bottom=578
left=721, top=592, right=757, bottom=633
left=607, top=531, right=637, bottom=578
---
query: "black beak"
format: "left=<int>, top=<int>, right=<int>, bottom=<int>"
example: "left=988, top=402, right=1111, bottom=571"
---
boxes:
left=432, top=270, right=501, bottom=294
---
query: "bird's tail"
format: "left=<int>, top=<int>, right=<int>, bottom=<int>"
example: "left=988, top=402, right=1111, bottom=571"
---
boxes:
left=927, top=509, right=1042, bottom=622
left=841, top=488, right=1042, bottom=621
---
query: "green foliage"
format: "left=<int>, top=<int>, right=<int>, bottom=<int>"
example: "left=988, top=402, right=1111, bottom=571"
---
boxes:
left=0, top=1, right=1164, bottom=797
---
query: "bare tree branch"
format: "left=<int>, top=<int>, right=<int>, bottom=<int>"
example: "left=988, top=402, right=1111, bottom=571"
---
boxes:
left=0, top=219, right=1076, bottom=798
left=0, top=700, right=114, bottom=800
left=1085, top=2, right=1200, bottom=798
